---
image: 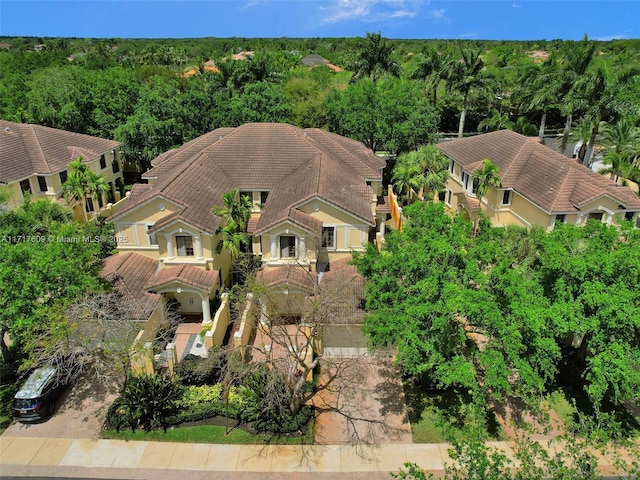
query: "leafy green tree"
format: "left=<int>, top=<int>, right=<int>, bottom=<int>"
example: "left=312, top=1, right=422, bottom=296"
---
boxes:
left=227, top=81, right=293, bottom=125
left=348, top=31, right=400, bottom=83
left=326, top=78, right=439, bottom=156
left=477, top=108, right=513, bottom=132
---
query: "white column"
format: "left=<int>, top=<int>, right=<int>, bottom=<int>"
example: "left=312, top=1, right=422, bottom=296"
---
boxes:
left=299, top=236, right=306, bottom=260
left=166, top=234, right=175, bottom=259
left=194, top=234, right=204, bottom=260
left=202, top=295, right=212, bottom=325
left=270, top=235, right=277, bottom=259
left=379, top=218, right=385, bottom=235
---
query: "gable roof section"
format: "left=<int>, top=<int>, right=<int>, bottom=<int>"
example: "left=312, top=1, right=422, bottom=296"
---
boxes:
left=113, top=123, right=380, bottom=235
left=101, top=253, right=161, bottom=320
left=145, top=264, right=219, bottom=292
left=438, top=130, right=640, bottom=213
left=0, top=120, right=120, bottom=184
left=255, top=265, right=316, bottom=294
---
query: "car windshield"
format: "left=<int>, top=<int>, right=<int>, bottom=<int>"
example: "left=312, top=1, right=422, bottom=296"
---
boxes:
left=13, top=398, right=38, bottom=409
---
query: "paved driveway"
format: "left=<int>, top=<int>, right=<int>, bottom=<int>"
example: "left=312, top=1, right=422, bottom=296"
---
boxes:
left=3, top=374, right=118, bottom=439
left=313, top=355, right=412, bottom=445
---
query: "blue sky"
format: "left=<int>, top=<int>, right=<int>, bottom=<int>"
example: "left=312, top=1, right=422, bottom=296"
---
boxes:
left=1, top=0, right=638, bottom=41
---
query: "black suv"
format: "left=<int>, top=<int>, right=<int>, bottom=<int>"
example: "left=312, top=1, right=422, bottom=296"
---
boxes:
left=11, top=366, right=64, bottom=422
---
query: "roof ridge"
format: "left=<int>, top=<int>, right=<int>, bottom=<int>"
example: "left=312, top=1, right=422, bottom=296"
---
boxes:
left=307, top=128, right=380, bottom=178
left=28, top=124, right=48, bottom=174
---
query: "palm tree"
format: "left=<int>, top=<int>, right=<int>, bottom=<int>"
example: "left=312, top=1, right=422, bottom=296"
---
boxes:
left=599, top=151, right=638, bottom=184
left=211, top=188, right=252, bottom=232
left=414, top=145, right=450, bottom=200
left=62, top=158, right=91, bottom=222
left=515, top=55, right=563, bottom=140
left=411, top=46, right=451, bottom=107
left=478, top=108, right=513, bottom=132
left=86, top=170, right=111, bottom=212
left=215, top=219, right=249, bottom=261
left=348, top=31, right=400, bottom=83
left=472, top=159, right=502, bottom=233
left=444, top=48, right=492, bottom=138
left=391, top=161, right=421, bottom=201
left=567, top=117, right=594, bottom=163
left=598, top=118, right=640, bottom=163
left=558, top=36, right=597, bottom=155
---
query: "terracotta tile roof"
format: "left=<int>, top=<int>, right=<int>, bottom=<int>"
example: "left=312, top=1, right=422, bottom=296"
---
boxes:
left=113, top=123, right=381, bottom=235
left=438, top=130, right=640, bottom=214
left=456, top=192, right=480, bottom=212
left=0, top=120, right=119, bottom=183
left=255, top=265, right=316, bottom=294
left=101, top=253, right=161, bottom=319
left=145, top=264, right=219, bottom=292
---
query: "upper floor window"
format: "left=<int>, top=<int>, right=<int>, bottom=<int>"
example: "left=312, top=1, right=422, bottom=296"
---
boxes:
left=280, top=235, right=296, bottom=258
left=99, top=154, right=107, bottom=170
left=461, top=172, right=472, bottom=192
left=20, top=179, right=31, bottom=196
left=449, top=159, right=455, bottom=175
left=260, top=191, right=269, bottom=205
left=437, top=191, right=446, bottom=203
left=147, top=225, right=158, bottom=246
left=112, top=159, right=120, bottom=174
left=59, top=170, right=68, bottom=185
left=588, top=212, right=604, bottom=222
left=321, top=227, right=335, bottom=249
left=501, top=190, right=512, bottom=206
left=624, top=211, right=636, bottom=222
left=176, top=235, right=194, bottom=256
left=37, top=176, right=47, bottom=192
left=555, top=214, right=566, bottom=224
left=446, top=190, right=452, bottom=205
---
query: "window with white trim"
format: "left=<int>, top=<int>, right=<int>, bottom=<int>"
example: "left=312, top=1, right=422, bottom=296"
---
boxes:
left=555, top=214, right=566, bottom=224
left=99, top=154, right=107, bottom=170
left=449, top=159, right=455, bottom=175
left=147, top=225, right=158, bottom=246
left=446, top=190, right=452, bottom=205
left=279, top=235, right=296, bottom=258
left=321, top=227, right=336, bottom=249
left=37, top=176, right=47, bottom=192
left=20, top=179, right=31, bottom=196
left=176, top=235, right=194, bottom=256
left=501, top=190, right=512, bottom=206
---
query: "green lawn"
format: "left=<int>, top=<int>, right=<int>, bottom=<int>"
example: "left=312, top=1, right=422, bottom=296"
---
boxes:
left=102, top=419, right=314, bottom=445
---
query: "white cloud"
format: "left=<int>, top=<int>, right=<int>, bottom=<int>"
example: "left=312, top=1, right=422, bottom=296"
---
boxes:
left=322, top=0, right=425, bottom=24
left=427, top=7, right=446, bottom=21
left=593, top=34, right=626, bottom=41
left=512, top=3, right=522, bottom=7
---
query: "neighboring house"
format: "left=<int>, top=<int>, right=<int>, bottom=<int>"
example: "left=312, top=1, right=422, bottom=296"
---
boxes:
left=0, top=120, right=124, bottom=218
left=438, top=130, right=640, bottom=230
left=108, top=123, right=388, bottom=323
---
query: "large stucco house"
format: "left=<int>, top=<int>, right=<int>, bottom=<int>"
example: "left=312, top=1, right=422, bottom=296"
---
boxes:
left=0, top=120, right=124, bottom=218
left=107, top=123, right=388, bottom=324
left=438, top=130, right=640, bottom=230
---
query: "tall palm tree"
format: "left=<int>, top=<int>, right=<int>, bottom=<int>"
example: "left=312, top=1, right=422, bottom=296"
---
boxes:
left=558, top=36, right=597, bottom=155
left=599, top=151, right=638, bottom=184
left=598, top=118, right=640, bottom=163
left=411, top=46, right=451, bottom=107
left=444, top=48, right=492, bottom=138
left=348, top=31, right=400, bottom=83
left=472, top=159, right=502, bottom=233
left=515, top=54, right=563, bottom=141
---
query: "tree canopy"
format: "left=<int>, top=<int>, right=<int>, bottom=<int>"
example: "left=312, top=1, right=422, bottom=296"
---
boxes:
left=352, top=202, right=640, bottom=411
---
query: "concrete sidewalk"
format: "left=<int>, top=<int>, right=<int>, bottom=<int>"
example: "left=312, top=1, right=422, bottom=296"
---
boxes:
left=1, top=436, right=637, bottom=479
